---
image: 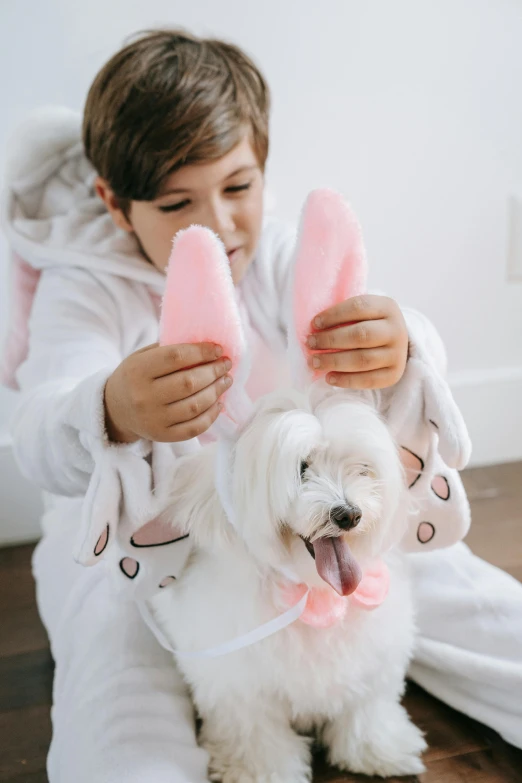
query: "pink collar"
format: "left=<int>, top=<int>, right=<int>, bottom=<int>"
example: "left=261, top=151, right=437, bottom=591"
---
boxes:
left=277, top=559, right=390, bottom=629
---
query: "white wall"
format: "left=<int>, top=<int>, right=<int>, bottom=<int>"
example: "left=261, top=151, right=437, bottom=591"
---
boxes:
left=1, top=0, right=522, bottom=542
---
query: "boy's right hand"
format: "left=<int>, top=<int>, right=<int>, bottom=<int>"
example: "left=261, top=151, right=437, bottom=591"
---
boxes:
left=104, top=343, right=232, bottom=444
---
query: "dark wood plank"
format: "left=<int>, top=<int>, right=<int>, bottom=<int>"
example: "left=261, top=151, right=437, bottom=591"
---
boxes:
left=2, top=772, right=49, bottom=783
left=0, top=545, right=49, bottom=658
left=0, top=608, right=49, bottom=659
left=0, top=546, right=51, bottom=782
left=504, top=564, right=522, bottom=583
left=313, top=753, right=421, bottom=782
left=478, top=725, right=522, bottom=779
left=403, top=682, right=489, bottom=763
left=0, top=705, right=51, bottom=781
left=0, top=649, right=53, bottom=712
left=461, top=462, right=522, bottom=501
left=418, top=748, right=522, bottom=782
left=463, top=461, right=522, bottom=581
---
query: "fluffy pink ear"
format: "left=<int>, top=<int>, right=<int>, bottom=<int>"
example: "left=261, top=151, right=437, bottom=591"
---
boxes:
left=290, top=189, right=368, bottom=384
left=1, top=254, right=41, bottom=391
left=159, top=226, right=249, bottom=422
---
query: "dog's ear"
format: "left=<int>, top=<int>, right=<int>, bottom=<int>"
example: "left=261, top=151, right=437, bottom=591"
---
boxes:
left=160, top=226, right=251, bottom=428
left=288, top=189, right=368, bottom=388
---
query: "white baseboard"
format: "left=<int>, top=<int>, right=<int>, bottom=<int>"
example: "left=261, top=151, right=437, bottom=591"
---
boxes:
left=449, top=366, right=522, bottom=467
left=0, top=441, right=43, bottom=546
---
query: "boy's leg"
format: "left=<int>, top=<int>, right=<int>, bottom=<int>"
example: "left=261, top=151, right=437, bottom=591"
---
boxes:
left=408, top=542, right=522, bottom=749
left=33, top=506, right=210, bottom=783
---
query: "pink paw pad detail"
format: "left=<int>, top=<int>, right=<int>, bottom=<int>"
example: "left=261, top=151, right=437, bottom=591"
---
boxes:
left=120, top=557, right=140, bottom=579
left=130, top=518, right=189, bottom=548
left=431, top=475, right=450, bottom=500
left=94, top=524, right=110, bottom=556
left=399, top=447, right=424, bottom=489
left=159, top=576, right=177, bottom=588
left=417, top=522, right=436, bottom=544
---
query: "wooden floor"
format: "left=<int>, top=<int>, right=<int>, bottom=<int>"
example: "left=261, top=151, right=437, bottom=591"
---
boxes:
left=1, top=462, right=521, bottom=782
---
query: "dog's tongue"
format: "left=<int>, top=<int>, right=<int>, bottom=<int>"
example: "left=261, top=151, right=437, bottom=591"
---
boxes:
left=312, top=537, right=362, bottom=596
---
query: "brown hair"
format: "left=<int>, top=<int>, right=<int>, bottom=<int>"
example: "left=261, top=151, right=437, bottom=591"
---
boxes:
left=83, top=29, right=270, bottom=206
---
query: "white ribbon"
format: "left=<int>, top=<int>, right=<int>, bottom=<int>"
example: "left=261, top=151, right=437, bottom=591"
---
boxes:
left=138, top=587, right=310, bottom=660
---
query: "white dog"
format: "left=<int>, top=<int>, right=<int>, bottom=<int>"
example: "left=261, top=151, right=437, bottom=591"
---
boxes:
left=152, top=385, right=427, bottom=781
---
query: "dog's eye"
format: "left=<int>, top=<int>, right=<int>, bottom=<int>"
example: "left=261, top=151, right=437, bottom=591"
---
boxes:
left=359, top=465, right=370, bottom=477
left=300, top=461, right=309, bottom=479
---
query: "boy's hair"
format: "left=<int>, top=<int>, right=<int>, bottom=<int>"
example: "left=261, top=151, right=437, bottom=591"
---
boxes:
left=83, top=29, right=270, bottom=206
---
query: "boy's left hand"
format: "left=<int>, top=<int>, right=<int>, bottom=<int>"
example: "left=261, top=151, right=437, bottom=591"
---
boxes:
left=307, top=295, right=409, bottom=390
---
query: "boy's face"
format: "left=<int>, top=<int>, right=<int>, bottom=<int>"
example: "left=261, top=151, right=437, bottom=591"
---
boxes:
left=96, top=135, right=264, bottom=284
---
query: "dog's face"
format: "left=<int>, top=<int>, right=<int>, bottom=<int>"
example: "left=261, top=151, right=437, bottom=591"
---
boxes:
left=231, top=387, right=407, bottom=594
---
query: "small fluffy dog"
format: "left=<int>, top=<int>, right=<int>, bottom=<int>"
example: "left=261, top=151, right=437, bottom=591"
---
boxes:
left=152, top=385, right=427, bottom=782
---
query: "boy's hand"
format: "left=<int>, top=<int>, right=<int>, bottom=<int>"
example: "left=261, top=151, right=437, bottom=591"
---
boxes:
left=306, top=295, right=409, bottom=390
left=104, top=343, right=232, bottom=443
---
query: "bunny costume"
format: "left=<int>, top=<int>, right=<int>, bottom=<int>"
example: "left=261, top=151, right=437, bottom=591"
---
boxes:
left=2, top=108, right=521, bottom=782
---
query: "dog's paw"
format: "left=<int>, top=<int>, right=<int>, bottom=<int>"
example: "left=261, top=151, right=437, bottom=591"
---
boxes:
left=201, top=706, right=312, bottom=783
left=205, top=735, right=312, bottom=783
left=324, top=700, right=427, bottom=778
left=208, top=758, right=311, bottom=783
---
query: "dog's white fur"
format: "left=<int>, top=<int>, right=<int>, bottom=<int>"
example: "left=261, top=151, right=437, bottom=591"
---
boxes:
left=152, top=388, right=427, bottom=781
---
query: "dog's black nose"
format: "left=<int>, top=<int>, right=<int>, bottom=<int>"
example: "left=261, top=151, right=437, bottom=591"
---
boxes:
left=330, top=504, right=362, bottom=530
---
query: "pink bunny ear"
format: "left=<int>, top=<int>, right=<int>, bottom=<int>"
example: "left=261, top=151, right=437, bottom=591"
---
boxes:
left=159, top=226, right=250, bottom=424
left=1, top=253, right=41, bottom=391
left=290, top=189, right=368, bottom=385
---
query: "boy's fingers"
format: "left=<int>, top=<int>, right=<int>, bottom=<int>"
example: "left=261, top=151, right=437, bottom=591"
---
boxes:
left=327, top=367, right=397, bottom=390
left=155, top=359, right=232, bottom=403
left=133, top=342, right=159, bottom=354
left=307, top=320, right=390, bottom=351
left=309, top=348, right=394, bottom=374
left=312, top=295, right=391, bottom=331
left=146, top=343, right=224, bottom=378
left=166, top=375, right=233, bottom=424
left=165, top=401, right=223, bottom=442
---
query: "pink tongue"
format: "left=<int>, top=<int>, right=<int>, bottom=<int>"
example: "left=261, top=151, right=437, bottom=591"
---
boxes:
left=312, top=537, right=362, bottom=596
